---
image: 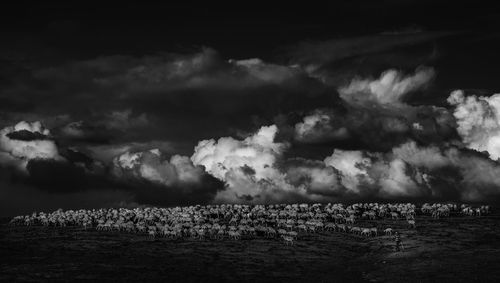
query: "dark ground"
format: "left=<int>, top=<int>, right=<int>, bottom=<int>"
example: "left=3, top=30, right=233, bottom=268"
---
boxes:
left=1, top=214, right=500, bottom=282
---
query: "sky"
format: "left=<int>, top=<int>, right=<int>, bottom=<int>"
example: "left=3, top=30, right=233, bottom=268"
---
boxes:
left=2, top=1, right=500, bottom=216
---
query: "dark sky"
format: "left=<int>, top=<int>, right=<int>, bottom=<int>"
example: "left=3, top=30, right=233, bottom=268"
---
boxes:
left=2, top=1, right=500, bottom=216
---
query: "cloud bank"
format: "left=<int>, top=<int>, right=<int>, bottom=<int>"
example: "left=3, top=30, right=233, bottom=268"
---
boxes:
left=2, top=36, right=500, bottom=215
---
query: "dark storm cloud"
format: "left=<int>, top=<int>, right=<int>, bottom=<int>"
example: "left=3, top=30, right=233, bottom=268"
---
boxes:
left=0, top=48, right=333, bottom=147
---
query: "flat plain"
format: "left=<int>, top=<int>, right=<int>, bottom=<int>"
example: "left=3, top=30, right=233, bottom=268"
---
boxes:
left=1, top=214, right=500, bottom=282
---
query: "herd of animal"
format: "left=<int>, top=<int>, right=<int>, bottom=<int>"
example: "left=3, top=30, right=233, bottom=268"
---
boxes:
left=9, top=203, right=491, bottom=245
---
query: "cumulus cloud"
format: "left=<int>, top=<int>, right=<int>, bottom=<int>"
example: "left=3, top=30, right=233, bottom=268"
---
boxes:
left=338, top=67, right=435, bottom=106
left=322, top=148, right=429, bottom=198
left=191, top=125, right=295, bottom=202
left=192, top=125, right=358, bottom=203
left=191, top=125, right=439, bottom=203
left=0, top=121, right=63, bottom=171
left=448, top=89, right=500, bottom=160
left=191, top=125, right=285, bottom=181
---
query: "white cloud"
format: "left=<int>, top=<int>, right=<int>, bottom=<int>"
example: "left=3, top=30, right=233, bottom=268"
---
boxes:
left=191, top=125, right=294, bottom=202
left=191, top=125, right=285, bottom=181
left=448, top=89, right=500, bottom=160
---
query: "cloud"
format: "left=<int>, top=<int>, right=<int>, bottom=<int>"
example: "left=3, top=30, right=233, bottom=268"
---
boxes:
left=320, top=146, right=443, bottom=199
left=2, top=37, right=500, bottom=211
left=375, top=158, right=421, bottom=198
left=191, top=125, right=293, bottom=202
left=285, top=31, right=452, bottom=90
left=192, top=125, right=352, bottom=203
left=292, top=67, right=455, bottom=151
left=338, top=67, right=435, bottom=106
left=284, top=158, right=343, bottom=197
left=324, top=149, right=374, bottom=193
left=448, top=89, right=500, bottom=160
left=0, top=120, right=220, bottom=206
left=292, top=105, right=454, bottom=152
left=85, top=141, right=176, bottom=163
left=294, top=109, right=350, bottom=143
left=0, top=121, right=63, bottom=171
left=191, top=125, right=434, bottom=203
left=0, top=47, right=332, bottom=150
left=28, top=47, right=317, bottom=97
left=446, top=148, right=500, bottom=201
left=392, top=141, right=449, bottom=169
left=391, top=140, right=500, bottom=201
left=112, top=149, right=205, bottom=188
left=230, top=58, right=302, bottom=84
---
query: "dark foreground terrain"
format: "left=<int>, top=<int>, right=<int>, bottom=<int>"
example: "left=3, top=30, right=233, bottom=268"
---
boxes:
left=2, top=214, right=500, bottom=282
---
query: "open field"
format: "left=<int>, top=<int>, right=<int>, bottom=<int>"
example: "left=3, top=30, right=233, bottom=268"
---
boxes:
left=2, top=213, right=500, bottom=282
